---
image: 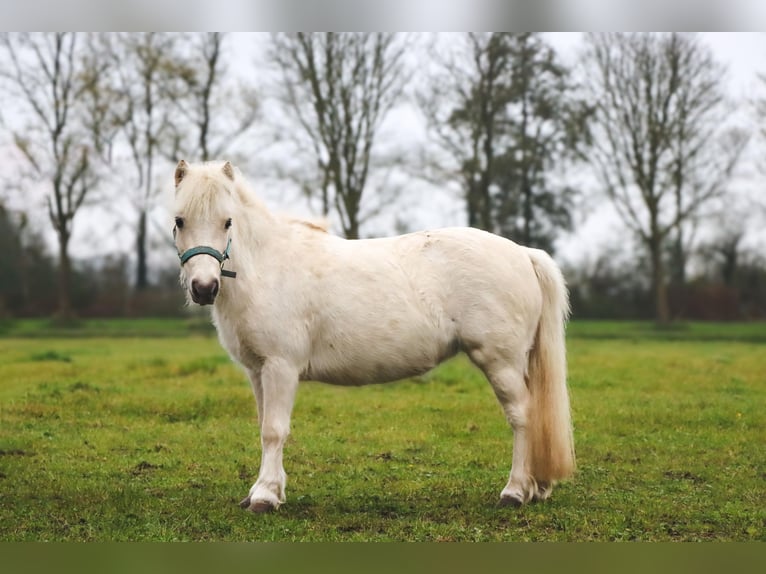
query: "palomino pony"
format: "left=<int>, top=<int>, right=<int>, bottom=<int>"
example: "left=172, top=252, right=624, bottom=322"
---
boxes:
left=172, top=160, right=575, bottom=512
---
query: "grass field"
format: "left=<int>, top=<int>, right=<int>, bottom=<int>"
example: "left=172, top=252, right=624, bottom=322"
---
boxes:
left=0, top=319, right=764, bottom=541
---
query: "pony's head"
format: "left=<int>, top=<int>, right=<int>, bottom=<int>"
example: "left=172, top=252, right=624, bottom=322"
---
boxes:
left=173, top=160, right=239, bottom=306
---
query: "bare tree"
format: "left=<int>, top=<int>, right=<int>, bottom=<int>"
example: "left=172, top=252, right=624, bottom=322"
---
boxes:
left=419, top=33, right=590, bottom=250
left=0, top=33, right=112, bottom=319
left=583, top=33, right=745, bottom=323
left=751, top=72, right=766, bottom=220
left=419, top=33, right=511, bottom=231
left=168, top=33, right=259, bottom=163
left=270, top=33, right=408, bottom=239
left=111, top=32, right=187, bottom=291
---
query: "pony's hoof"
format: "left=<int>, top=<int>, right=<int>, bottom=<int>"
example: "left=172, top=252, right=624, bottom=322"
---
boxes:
left=533, top=481, right=553, bottom=502
left=499, top=494, right=524, bottom=508
left=239, top=495, right=277, bottom=513
left=250, top=500, right=276, bottom=513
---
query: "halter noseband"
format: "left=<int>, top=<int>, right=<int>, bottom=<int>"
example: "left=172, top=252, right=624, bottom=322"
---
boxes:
left=177, top=235, right=237, bottom=279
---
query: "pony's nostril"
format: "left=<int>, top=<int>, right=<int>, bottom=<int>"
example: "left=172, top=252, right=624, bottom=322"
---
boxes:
left=191, top=279, right=219, bottom=301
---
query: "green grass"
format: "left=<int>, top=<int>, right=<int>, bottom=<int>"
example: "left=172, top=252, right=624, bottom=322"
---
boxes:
left=567, top=320, right=766, bottom=343
left=0, top=316, right=215, bottom=338
left=0, top=322, right=764, bottom=541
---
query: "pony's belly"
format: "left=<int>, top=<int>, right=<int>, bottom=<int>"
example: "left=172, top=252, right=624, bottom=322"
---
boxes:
left=302, top=336, right=460, bottom=386
left=303, top=363, right=428, bottom=386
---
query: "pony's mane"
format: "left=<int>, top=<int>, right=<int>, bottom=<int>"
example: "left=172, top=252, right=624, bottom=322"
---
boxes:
left=176, top=162, right=267, bottom=221
left=287, top=217, right=329, bottom=234
left=176, top=162, right=329, bottom=238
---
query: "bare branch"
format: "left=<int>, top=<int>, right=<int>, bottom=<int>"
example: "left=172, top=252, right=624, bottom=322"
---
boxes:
left=0, top=32, right=107, bottom=317
left=269, top=33, right=409, bottom=238
left=582, top=33, right=740, bottom=322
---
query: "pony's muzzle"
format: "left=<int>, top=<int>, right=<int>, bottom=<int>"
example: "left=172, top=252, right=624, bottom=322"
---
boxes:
left=191, top=278, right=219, bottom=305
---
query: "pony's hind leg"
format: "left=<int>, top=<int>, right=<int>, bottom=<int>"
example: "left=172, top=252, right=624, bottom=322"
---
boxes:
left=471, top=350, right=536, bottom=507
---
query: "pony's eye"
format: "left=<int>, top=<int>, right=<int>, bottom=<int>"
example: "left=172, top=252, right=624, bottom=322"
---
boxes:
left=175, top=217, right=184, bottom=230
left=225, top=218, right=232, bottom=230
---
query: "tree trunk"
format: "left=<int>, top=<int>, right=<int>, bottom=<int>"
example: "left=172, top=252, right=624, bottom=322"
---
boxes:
left=480, top=182, right=492, bottom=231
left=346, top=221, right=359, bottom=240
left=650, top=239, right=670, bottom=324
left=135, top=210, right=148, bottom=291
left=57, top=231, right=73, bottom=320
left=521, top=77, right=532, bottom=246
left=467, top=176, right=492, bottom=231
left=522, top=182, right=532, bottom=246
left=339, top=185, right=361, bottom=239
left=671, top=232, right=686, bottom=286
left=466, top=178, right=479, bottom=228
left=16, top=222, right=30, bottom=311
left=721, top=247, right=738, bottom=286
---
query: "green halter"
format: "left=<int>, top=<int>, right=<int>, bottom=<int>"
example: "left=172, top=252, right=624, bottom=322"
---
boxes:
left=178, top=237, right=237, bottom=278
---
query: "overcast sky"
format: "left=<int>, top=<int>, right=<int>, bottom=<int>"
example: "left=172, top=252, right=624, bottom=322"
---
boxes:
left=542, top=33, right=766, bottom=263
left=2, top=32, right=766, bottom=273
left=242, top=33, right=766, bottom=265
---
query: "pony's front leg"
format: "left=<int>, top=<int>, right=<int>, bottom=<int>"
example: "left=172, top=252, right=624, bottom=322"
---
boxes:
left=240, top=358, right=299, bottom=513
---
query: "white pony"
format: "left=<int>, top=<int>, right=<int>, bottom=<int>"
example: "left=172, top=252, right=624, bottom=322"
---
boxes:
left=173, top=160, right=574, bottom=512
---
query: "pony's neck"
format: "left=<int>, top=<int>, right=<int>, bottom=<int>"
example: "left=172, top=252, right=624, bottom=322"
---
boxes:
left=226, top=181, right=280, bottom=278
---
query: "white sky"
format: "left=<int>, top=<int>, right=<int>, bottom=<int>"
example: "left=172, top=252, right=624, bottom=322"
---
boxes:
left=545, top=33, right=766, bottom=264
left=2, top=32, right=766, bottom=273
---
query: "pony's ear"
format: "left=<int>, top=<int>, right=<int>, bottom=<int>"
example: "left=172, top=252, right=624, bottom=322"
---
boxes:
left=175, top=160, right=189, bottom=188
left=222, top=161, right=235, bottom=181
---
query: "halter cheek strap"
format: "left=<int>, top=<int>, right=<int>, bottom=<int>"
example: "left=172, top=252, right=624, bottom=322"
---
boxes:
left=177, top=236, right=237, bottom=278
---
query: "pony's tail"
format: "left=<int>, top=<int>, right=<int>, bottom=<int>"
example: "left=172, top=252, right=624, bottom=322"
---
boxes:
left=525, top=248, right=575, bottom=485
